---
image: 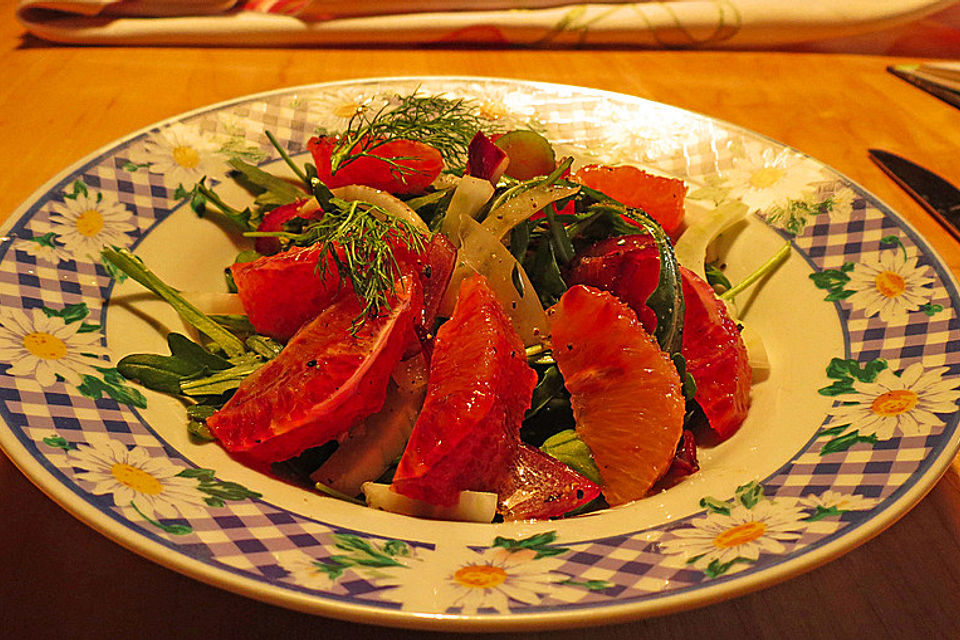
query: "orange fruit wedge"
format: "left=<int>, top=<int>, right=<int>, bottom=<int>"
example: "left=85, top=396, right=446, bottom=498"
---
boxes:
left=571, top=164, right=687, bottom=236
left=231, top=244, right=341, bottom=342
left=207, top=276, right=419, bottom=464
left=391, top=274, right=537, bottom=507
left=548, top=285, right=685, bottom=506
left=567, top=235, right=752, bottom=440
left=307, top=136, right=444, bottom=195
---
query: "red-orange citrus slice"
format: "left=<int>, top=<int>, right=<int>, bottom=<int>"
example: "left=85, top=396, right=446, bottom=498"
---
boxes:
left=567, top=235, right=752, bottom=440
left=207, top=276, right=419, bottom=464
left=571, top=164, right=687, bottom=236
left=391, top=274, right=537, bottom=507
left=548, top=285, right=685, bottom=506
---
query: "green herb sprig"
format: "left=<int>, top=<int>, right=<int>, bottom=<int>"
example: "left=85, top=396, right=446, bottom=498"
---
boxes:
left=331, top=93, right=494, bottom=176
left=256, top=197, right=428, bottom=328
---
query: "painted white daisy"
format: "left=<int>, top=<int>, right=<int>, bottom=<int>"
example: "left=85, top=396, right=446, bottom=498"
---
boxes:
left=274, top=549, right=338, bottom=591
left=472, top=94, right=512, bottom=123
left=377, top=546, right=568, bottom=614
left=659, top=500, right=807, bottom=572
left=598, top=107, right=705, bottom=165
left=306, top=89, right=387, bottom=132
left=488, top=88, right=541, bottom=124
left=828, top=186, right=857, bottom=219
left=17, top=232, right=72, bottom=264
left=0, top=307, right=108, bottom=387
left=127, top=122, right=230, bottom=186
left=67, top=433, right=206, bottom=519
left=845, top=251, right=934, bottom=323
left=722, top=142, right=825, bottom=214
left=823, top=363, right=960, bottom=440
left=47, top=190, right=136, bottom=262
left=799, top=490, right=878, bottom=513
left=215, top=112, right=268, bottom=163
left=216, top=111, right=260, bottom=140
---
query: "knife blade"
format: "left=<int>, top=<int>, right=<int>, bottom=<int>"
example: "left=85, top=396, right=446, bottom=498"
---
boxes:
left=868, top=148, right=960, bottom=243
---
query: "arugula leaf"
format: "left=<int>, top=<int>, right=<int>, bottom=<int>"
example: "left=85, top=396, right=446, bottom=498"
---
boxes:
left=101, top=247, right=246, bottom=358
left=720, top=242, right=791, bottom=302
left=526, top=239, right=568, bottom=307
left=227, top=157, right=306, bottom=207
left=190, top=179, right=255, bottom=232
left=179, top=352, right=266, bottom=396
left=186, top=404, right=217, bottom=442
left=265, top=130, right=310, bottom=186
left=526, top=365, right=566, bottom=419
left=117, top=354, right=203, bottom=395
left=167, top=332, right=232, bottom=371
left=540, top=429, right=601, bottom=484
left=704, top=262, right=732, bottom=291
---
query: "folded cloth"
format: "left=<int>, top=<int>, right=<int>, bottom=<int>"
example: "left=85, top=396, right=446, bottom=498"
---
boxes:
left=15, top=0, right=960, bottom=52
left=25, top=0, right=238, bottom=17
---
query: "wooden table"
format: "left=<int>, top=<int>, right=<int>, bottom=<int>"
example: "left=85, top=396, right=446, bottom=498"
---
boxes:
left=2, top=14, right=959, bottom=640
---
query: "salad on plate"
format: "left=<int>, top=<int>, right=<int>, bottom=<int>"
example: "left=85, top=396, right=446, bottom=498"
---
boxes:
left=105, top=91, right=778, bottom=523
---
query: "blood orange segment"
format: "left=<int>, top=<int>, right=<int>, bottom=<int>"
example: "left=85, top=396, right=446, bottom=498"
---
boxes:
left=391, top=274, right=537, bottom=507
left=548, top=285, right=685, bottom=506
left=419, top=233, right=457, bottom=332
left=307, top=136, right=443, bottom=195
left=206, top=276, right=419, bottom=464
left=572, top=164, right=687, bottom=236
left=567, top=234, right=660, bottom=333
left=682, top=271, right=752, bottom=440
left=391, top=232, right=457, bottom=340
left=233, top=232, right=446, bottom=345
left=567, top=235, right=752, bottom=439
left=498, top=443, right=601, bottom=521
left=230, top=244, right=341, bottom=343
left=254, top=198, right=322, bottom=256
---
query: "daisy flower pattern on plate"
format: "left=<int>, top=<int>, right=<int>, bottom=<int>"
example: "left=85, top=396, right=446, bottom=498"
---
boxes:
left=127, top=122, right=230, bottom=186
left=47, top=188, right=137, bottom=262
left=67, top=433, right=207, bottom=521
left=273, top=549, right=339, bottom=592
left=378, top=545, right=569, bottom=614
left=823, top=363, right=960, bottom=440
left=660, top=497, right=807, bottom=576
left=722, top=142, right=824, bottom=215
left=16, top=231, right=72, bottom=265
left=800, top=490, right=879, bottom=520
left=827, top=185, right=857, bottom=220
left=595, top=106, right=706, bottom=165
left=845, top=250, right=935, bottom=323
left=0, top=307, right=108, bottom=388
left=762, top=183, right=859, bottom=235
left=306, top=88, right=387, bottom=132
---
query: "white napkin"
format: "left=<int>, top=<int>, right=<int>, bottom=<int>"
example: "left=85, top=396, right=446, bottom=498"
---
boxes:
left=16, top=0, right=960, bottom=48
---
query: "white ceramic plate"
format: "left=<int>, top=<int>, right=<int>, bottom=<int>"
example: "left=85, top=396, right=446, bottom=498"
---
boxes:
left=1, top=77, right=958, bottom=631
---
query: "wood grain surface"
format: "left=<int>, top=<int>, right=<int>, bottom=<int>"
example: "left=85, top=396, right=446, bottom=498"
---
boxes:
left=2, top=14, right=959, bottom=640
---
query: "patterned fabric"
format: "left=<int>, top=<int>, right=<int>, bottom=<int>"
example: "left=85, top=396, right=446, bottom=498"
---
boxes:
left=14, top=0, right=960, bottom=55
